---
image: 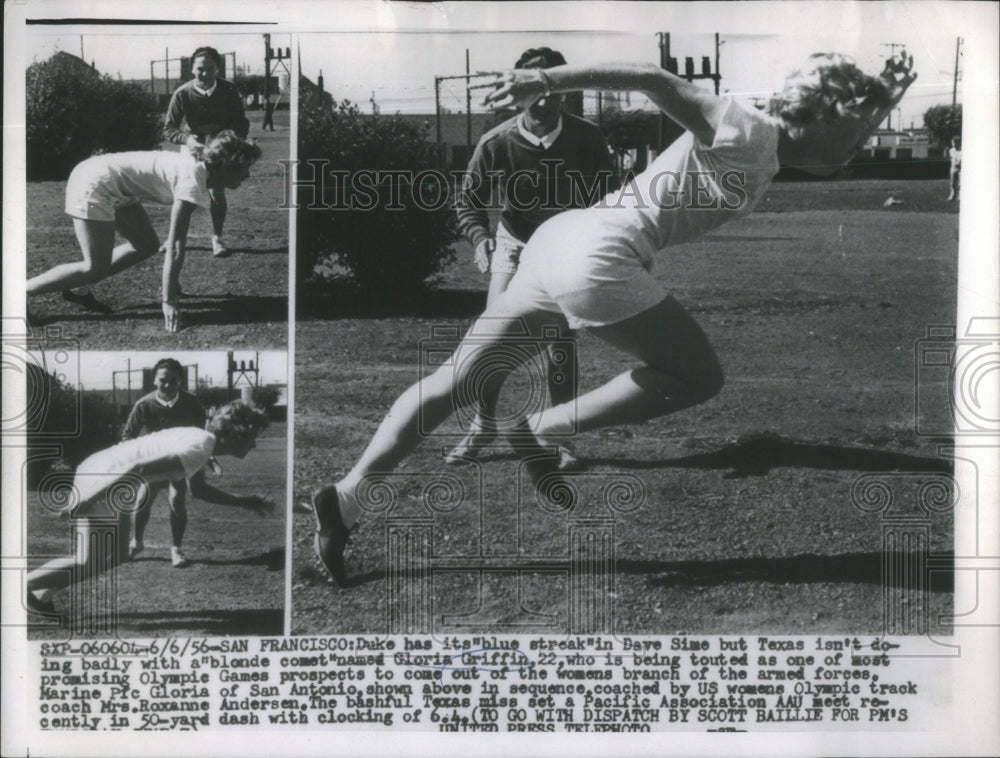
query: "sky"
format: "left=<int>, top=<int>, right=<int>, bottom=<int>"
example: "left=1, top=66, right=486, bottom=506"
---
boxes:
left=21, top=2, right=975, bottom=129
left=295, top=2, right=971, bottom=128
left=38, top=350, right=288, bottom=391
left=26, top=30, right=292, bottom=82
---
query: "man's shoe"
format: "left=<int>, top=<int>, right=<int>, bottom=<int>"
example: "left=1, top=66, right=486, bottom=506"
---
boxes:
left=557, top=445, right=584, bottom=472
left=311, top=486, right=353, bottom=586
left=212, top=237, right=231, bottom=258
left=171, top=548, right=190, bottom=568
left=62, top=290, right=113, bottom=314
left=505, top=418, right=574, bottom=508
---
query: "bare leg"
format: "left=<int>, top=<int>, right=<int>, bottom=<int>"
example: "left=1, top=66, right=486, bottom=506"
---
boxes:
left=530, top=295, right=723, bottom=436
left=27, top=512, right=129, bottom=594
left=26, top=219, right=115, bottom=295
left=340, top=301, right=565, bottom=521
left=209, top=188, right=227, bottom=237
left=168, top=480, right=189, bottom=565
left=447, top=270, right=518, bottom=459
left=131, top=481, right=164, bottom=557
left=105, top=203, right=161, bottom=276
left=27, top=206, right=160, bottom=296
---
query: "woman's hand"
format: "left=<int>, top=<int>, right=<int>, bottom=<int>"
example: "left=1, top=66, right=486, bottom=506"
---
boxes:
left=483, top=69, right=549, bottom=110
left=881, top=52, right=918, bottom=107
left=185, top=134, right=204, bottom=150
left=162, top=301, right=180, bottom=332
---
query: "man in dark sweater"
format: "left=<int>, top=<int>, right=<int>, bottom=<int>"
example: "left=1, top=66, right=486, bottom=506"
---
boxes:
left=123, top=358, right=206, bottom=567
left=164, top=46, right=251, bottom=257
left=451, top=47, right=615, bottom=467
left=124, top=358, right=274, bottom=567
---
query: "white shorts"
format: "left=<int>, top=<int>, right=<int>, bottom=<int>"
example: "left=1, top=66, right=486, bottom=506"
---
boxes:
left=64, top=158, right=138, bottom=222
left=490, top=222, right=525, bottom=276
left=502, top=209, right=667, bottom=329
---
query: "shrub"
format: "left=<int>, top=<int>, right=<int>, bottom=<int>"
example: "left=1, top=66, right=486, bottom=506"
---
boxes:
left=250, top=385, right=281, bottom=411
left=297, top=98, right=457, bottom=304
left=25, top=363, right=120, bottom=488
left=194, top=386, right=234, bottom=412
left=26, top=53, right=161, bottom=180
left=600, top=107, right=660, bottom=153
left=923, top=104, right=962, bottom=148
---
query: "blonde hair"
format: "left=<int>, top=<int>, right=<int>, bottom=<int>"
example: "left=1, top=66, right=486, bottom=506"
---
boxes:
left=206, top=401, right=269, bottom=447
left=767, top=54, right=892, bottom=130
left=196, top=130, right=262, bottom=171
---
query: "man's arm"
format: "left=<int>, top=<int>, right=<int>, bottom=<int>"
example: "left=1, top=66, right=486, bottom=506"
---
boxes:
left=487, top=62, right=726, bottom=147
left=454, top=141, right=496, bottom=251
left=163, top=89, right=193, bottom=146
left=122, top=402, right=145, bottom=441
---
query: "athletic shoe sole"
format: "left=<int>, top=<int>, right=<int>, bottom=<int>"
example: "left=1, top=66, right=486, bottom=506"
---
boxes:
left=311, top=485, right=352, bottom=587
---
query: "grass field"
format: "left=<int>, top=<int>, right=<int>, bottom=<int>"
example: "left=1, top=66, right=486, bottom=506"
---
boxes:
left=292, top=178, right=959, bottom=636
left=25, top=111, right=290, bottom=349
left=26, top=422, right=287, bottom=638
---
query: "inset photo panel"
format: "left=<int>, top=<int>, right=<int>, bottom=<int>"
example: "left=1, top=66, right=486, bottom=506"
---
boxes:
left=23, top=350, right=288, bottom=638
left=22, top=27, right=291, bottom=348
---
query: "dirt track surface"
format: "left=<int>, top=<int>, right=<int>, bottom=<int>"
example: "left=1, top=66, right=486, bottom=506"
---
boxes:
left=25, top=112, right=290, bottom=350
left=292, top=179, right=959, bottom=636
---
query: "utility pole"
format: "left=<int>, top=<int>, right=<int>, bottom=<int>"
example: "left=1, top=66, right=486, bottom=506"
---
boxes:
left=714, top=33, right=722, bottom=95
left=264, top=34, right=272, bottom=101
left=952, top=37, right=962, bottom=106
left=434, top=76, right=442, bottom=168
left=434, top=68, right=491, bottom=170
left=466, top=49, right=473, bottom=154
left=656, top=33, right=721, bottom=147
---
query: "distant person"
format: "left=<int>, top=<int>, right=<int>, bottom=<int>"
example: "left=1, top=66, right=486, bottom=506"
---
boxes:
left=947, top=136, right=961, bottom=201
left=452, top=46, right=615, bottom=468
left=262, top=95, right=276, bottom=132
left=26, top=131, right=261, bottom=332
left=310, top=53, right=918, bottom=587
left=26, top=402, right=272, bottom=614
left=122, top=357, right=206, bottom=567
left=164, top=46, right=251, bottom=257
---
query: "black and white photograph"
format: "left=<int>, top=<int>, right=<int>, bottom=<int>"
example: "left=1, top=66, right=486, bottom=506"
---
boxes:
left=2, top=1, right=998, bottom=756
left=293, top=7, right=966, bottom=638
left=23, top=351, right=287, bottom=638
left=22, top=28, right=291, bottom=348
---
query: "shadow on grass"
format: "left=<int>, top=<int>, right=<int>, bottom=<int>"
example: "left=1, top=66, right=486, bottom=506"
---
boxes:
left=636, top=551, right=954, bottom=590
left=117, top=608, right=283, bottom=635
left=195, top=547, right=285, bottom=571
left=135, top=547, right=284, bottom=571
left=601, top=433, right=952, bottom=478
left=302, top=551, right=954, bottom=592
left=298, top=283, right=487, bottom=320
left=33, top=294, right=287, bottom=328
left=186, top=245, right=288, bottom=255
